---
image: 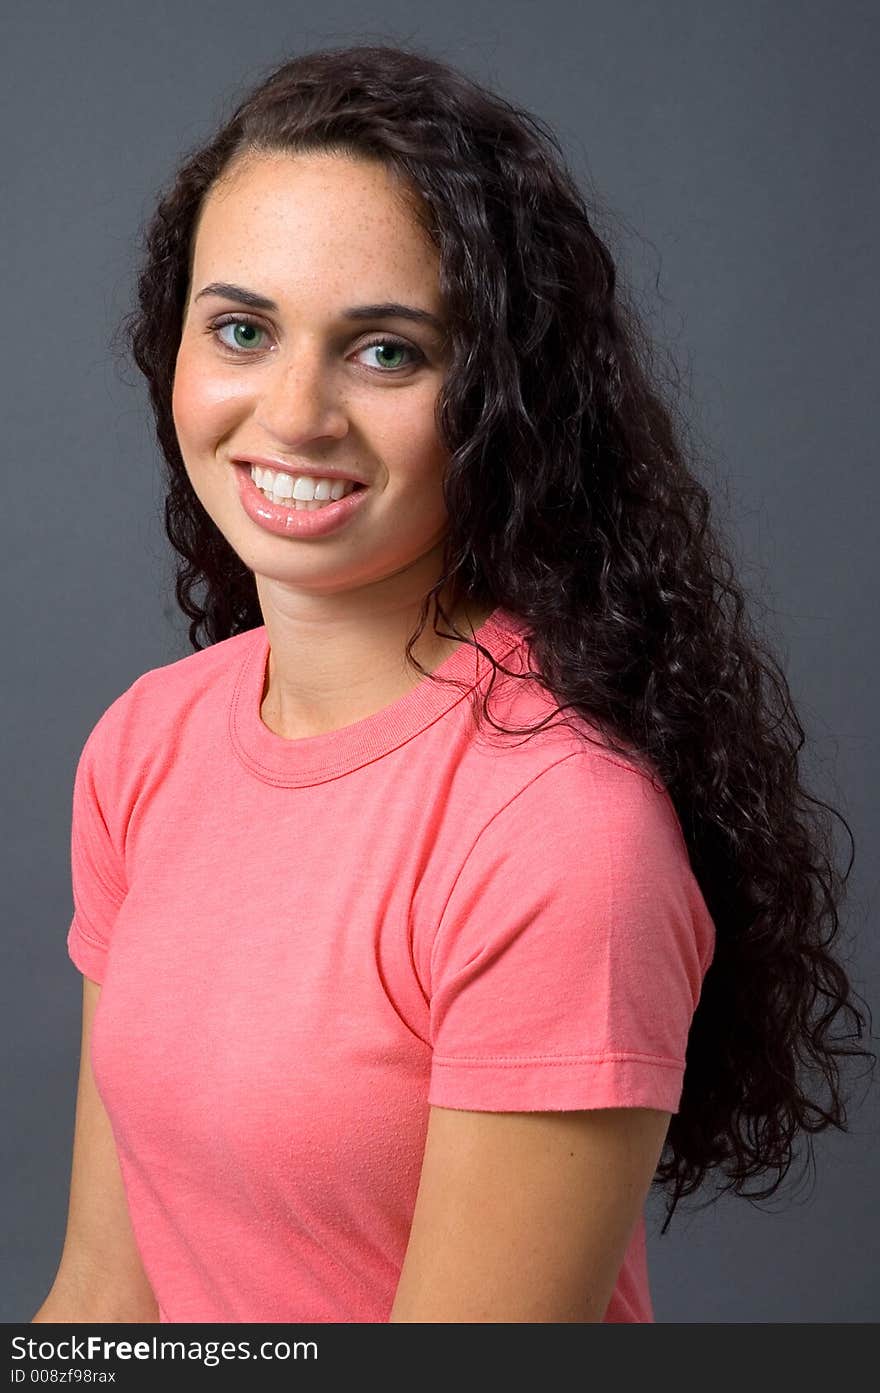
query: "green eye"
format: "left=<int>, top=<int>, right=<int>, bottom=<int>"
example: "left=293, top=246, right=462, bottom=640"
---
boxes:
left=358, top=339, right=419, bottom=371
left=208, top=316, right=424, bottom=372
left=212, top=317, right=266, bottom=351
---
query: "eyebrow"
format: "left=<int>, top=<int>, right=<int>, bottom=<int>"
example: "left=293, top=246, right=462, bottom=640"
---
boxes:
left=193, top=281, right=446, bottom=334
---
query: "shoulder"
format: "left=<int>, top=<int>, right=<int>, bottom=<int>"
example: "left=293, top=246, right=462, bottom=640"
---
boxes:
left=438, top=644, right=712, bottom=963
left=462, top=629, right=679, bottom=855
left=80, top=628, right=260, bottom=758
left=73, top=628, right=261, bottom=815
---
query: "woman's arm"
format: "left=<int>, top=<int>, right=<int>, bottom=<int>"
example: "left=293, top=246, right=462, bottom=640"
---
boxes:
left=389, top=1103, right=671, bottom=1322
left=31, top=974, right=160, bottom=1323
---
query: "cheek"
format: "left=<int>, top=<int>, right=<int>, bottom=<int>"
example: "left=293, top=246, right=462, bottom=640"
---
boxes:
left=379, top=387, right=447, bottom=475
left=171, top=348, right=243, bottom=446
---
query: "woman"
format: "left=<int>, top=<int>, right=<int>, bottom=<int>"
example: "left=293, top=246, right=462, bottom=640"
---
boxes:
left=33, top=44, right=873, bottom=1324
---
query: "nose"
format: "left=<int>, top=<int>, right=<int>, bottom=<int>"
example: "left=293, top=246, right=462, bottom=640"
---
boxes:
left=253, top=345, right=349, bottom=447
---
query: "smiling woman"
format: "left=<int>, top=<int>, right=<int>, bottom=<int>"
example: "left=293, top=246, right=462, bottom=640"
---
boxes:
left=170, top=149, right=461, bottom=648
left=35, top=42, right=873, bottom=1326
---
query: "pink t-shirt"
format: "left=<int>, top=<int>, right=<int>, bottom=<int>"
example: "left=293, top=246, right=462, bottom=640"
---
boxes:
left=66, top=606, right=715, bottom=1323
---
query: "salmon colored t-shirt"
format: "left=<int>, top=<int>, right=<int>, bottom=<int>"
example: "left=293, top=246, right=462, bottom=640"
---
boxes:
left=65, top=606, right=715, bottom=1323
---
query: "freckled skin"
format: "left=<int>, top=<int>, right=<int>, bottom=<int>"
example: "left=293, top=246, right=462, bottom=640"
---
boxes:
left=170, top=149, right=491, bottom=735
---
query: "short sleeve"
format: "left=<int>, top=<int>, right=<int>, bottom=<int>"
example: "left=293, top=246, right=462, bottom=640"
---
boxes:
left=66, top=713, right=129, bottom=984
left=427, top=751, right=715, bottom=1114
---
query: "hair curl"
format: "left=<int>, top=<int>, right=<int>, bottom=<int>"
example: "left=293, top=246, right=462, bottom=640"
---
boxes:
left=117, top=42, right=875, bottom=1235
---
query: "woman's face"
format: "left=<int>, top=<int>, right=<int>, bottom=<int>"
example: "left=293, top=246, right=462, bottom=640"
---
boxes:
left=172, top=149, right=454, bottom=605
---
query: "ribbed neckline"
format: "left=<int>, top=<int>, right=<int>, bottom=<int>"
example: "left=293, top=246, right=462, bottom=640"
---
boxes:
left=227, top=606, right=531, bottom=787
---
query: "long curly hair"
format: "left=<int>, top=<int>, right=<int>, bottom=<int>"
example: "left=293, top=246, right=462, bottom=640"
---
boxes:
left=118, top=42, right=875, bottom=1235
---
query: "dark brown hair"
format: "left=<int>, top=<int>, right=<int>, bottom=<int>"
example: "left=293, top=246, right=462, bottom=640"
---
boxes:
left=118, top=42, right=875, bottom=1234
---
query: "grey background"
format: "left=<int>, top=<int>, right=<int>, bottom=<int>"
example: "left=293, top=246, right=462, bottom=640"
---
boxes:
left=4, top=0, right=878, bottom=1323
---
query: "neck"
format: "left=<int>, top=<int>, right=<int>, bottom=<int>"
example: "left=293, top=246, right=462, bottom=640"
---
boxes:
left=255, top=580, right=494, bottom=741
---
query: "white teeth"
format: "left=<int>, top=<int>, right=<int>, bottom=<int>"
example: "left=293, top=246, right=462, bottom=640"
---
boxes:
left=250, top=466, right=358, bottom=507
left=272, top=472, right=294, bottom=499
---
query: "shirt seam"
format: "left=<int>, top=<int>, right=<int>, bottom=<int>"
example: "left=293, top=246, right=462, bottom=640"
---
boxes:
left=431, top=1050, right=684, bottom=1068
left=70, top=910, right=109, bottom=952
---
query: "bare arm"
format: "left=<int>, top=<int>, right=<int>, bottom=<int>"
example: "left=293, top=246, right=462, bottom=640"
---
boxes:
left=31, top=974, right=160, bottom=1323
left=389, top=1103, right=671, bottom=1322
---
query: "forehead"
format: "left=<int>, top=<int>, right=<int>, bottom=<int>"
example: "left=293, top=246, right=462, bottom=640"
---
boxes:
left=190, top=150, right=439, bottom=301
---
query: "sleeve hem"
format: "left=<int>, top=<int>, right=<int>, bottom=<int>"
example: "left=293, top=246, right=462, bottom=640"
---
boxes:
left=67, top=915, right=108, bottom=985
left=427, top=1054, right=684, bottom=1113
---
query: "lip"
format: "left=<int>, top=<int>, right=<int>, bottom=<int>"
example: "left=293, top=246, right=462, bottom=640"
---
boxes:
left=231, top=455, right=370, bottom=488
left=234, top=462, right=371, bottom=539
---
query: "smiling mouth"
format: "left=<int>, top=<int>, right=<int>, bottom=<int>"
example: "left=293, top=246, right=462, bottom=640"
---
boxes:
left=244, top=461, right=367, bottom=509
